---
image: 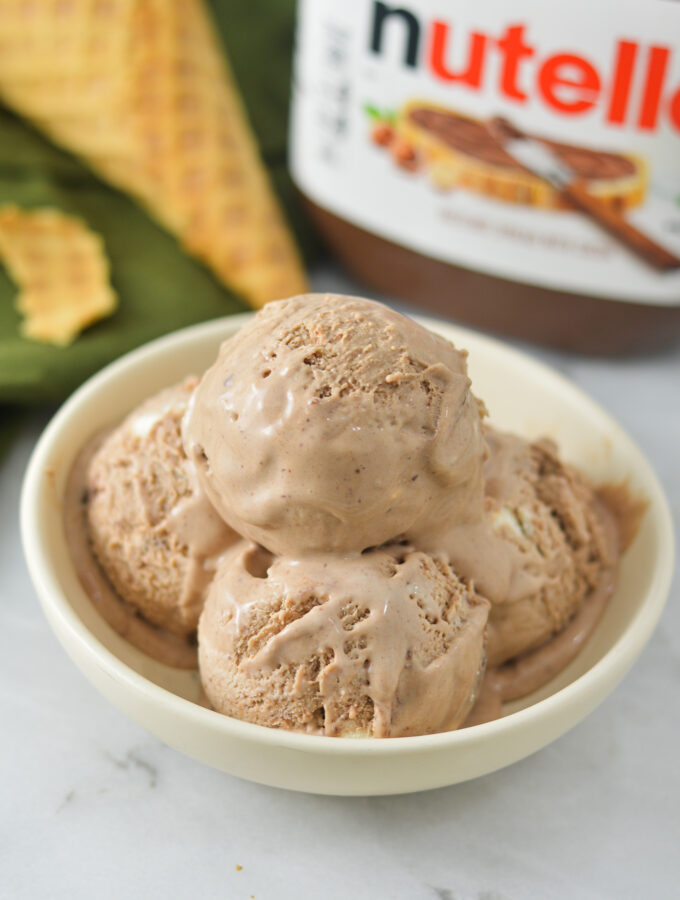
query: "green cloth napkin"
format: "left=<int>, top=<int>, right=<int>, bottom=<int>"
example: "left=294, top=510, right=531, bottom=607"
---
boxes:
left=0, top=405, right=24, bottom=464
left=0, top=0, right=312, bottom=415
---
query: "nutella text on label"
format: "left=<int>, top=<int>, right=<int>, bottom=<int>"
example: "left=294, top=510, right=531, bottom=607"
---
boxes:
left=291, top=0, right=680, bottom=308
left=368, top=2, right=680, bottom=130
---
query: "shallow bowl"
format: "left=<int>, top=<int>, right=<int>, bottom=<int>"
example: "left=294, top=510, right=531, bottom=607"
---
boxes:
left=21, top=313, right=674, bottom=795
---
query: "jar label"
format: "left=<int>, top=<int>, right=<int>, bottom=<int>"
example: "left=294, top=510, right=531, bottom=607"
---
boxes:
left=290, top=0, right=680, bottom=306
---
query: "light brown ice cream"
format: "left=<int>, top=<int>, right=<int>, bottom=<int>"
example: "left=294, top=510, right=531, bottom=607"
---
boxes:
left=440, top=428, right=618, bottom=668
left=183, top=293, right=486, bottom=556
left=84, top=378, right=238, bottom=637
left=199, top=542, right=489, bottom=737
left=62, top=292, right=626, bottom=726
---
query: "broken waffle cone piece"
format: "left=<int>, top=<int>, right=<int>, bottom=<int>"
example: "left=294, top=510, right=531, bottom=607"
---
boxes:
left=0, top=0, right=307, bottom=307
left=0, top=205, right=117, bottom=345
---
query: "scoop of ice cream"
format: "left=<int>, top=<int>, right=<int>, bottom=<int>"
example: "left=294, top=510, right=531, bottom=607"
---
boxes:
left=183, top=293, right=486, bottom=556
left=440, top=428, right=617, bottom=667
left=86, top=378, right=239, bottom=636
left=199, top=542, right=489, bottom=737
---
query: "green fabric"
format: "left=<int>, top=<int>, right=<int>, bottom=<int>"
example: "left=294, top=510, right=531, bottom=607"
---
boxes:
left=0, top=0, right=313, bottom=410
left=0, top=406, right=25, bottom=464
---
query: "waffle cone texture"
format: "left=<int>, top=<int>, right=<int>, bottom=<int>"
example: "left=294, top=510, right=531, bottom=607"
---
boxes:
left=0, top=0, right=307, bottom=306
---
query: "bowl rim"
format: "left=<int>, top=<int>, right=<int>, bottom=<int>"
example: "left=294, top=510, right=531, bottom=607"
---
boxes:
left=20, top=312, right=675, bottom=757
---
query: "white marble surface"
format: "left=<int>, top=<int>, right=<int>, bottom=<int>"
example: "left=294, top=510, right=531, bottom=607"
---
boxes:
left=2, top=269, right=679, bottom=899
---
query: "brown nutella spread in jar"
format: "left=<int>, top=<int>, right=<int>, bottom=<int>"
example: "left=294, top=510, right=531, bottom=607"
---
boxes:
left=290, top=0, right=680, bottom=353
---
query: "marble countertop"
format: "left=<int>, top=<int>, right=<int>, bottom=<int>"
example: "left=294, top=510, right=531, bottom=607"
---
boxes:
left=2, top=269, right=679, bottom=899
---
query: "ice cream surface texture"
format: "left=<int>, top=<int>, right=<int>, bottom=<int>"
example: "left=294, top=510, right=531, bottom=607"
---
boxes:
left=183, top=293, right=487, bottom=556
left=199, top=543, right=489, bottom=737
left=85, top=378, right=238, bottom=636
left=442, top=429, right=618, bottom=667
left=61, top=292, right=627, bottom=735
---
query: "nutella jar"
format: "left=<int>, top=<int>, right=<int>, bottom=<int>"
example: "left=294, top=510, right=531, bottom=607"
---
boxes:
left=290, top=0, right=680, bottom=353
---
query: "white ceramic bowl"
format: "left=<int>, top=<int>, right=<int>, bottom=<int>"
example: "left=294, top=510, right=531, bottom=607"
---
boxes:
left=21, top=314, right=674, bottom=796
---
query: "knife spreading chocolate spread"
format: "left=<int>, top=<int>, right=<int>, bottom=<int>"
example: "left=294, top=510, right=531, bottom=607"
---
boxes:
left=409, top=107, right=638, bottom=181
left=290, top=0, right=680, bottom=353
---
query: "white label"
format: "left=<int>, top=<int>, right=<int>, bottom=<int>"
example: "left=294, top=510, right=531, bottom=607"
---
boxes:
left=290, top=0, right=680, bottom=306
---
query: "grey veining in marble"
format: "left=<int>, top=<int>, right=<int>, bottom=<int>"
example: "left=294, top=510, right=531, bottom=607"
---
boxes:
left=2, top=267, right=678, bottom=900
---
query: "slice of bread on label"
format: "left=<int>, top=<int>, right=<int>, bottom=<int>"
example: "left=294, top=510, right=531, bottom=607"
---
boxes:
left=399, top=101, right=646, bottom=211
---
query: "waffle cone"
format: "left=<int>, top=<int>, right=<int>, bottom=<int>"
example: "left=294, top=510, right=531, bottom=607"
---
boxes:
left=0, top=0, right=307, bottom=306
